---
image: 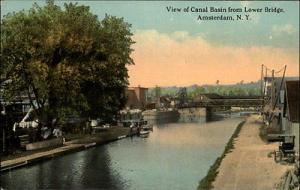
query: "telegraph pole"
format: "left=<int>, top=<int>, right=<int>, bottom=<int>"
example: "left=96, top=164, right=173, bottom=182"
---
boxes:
left=260, top=64, right=264, bottom=113
left=261, top=64, right=264, bottom=98
left=271, top=69, right=275, bottom=106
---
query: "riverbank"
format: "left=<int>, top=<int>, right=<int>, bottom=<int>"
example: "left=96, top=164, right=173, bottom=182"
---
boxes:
left=198, top=119, right=245, bottom=190
left=206, top=115, right=292, bottom=190
left=1, top=126, right=136, bottom=172
left=1, top=117, right=244, bottom=190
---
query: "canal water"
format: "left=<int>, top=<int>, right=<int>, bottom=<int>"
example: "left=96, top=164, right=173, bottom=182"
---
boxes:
left=1, top=115, right=243, bottom=190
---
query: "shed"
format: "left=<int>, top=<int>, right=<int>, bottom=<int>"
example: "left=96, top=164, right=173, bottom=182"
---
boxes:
left=284, top=80, right=299, bottom=153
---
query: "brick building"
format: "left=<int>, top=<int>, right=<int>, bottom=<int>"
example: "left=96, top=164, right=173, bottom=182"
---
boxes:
left=125, top=86, right=148, bottom=110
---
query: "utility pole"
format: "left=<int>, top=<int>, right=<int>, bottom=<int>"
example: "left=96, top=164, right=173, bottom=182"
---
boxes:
left=261, top=64, right=264, bottom=98
left=260, top=64, right=264, bottom=113
left=263, top=66, right=268, bottom=101
left=155, top=86, right=161, bottom=110
left=271, top=69, right=275, bottom=107
left=272, top=65, right=287, bottom=111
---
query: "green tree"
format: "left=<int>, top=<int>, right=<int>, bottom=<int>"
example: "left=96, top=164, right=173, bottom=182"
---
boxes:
left=228, top=89, right=235, bottom=96
left=189, top=86, right=206, bottom=99
left=1, top=1, right=134, bottom=127
left=235, top=87, right=246, bottom=96
left=177, top=87, right=188, bottom=105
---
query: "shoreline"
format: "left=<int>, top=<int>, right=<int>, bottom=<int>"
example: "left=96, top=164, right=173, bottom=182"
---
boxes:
left=207, top=115, right=292, bottom=190
left=1, top=126, right=137, bottom=172
left=198, top=118, right=246, bottom=190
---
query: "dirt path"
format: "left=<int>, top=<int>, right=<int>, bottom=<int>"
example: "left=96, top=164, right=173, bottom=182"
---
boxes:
left=212, top=115, right=291, bottom=190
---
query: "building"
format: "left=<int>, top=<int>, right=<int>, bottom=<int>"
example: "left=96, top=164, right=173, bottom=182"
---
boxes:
left=263, top=76, right=298, bottom=109
left=262, top=76, right=298, bottom=132
left=282, top=80, right=299, bottom=153
left=125, top=86, right=148, bottom=110
left=1, top=80, right=34, bottom=154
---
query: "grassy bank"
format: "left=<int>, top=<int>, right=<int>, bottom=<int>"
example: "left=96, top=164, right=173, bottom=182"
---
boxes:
left=198, top=120, right=246, bottom=190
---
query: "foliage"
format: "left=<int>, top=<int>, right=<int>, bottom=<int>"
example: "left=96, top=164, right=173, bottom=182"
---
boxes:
left=188, top=86, right=206, bottom=99
left=147, top=82, right=261, bottom=101
left=154, top=86, right=161, bottom=98
left=1, top=1, right=134, bottom=126
left=177, top=87, right=188, bottom=104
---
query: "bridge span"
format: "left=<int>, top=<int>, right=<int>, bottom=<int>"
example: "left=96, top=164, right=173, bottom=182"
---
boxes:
left=177, top=95, right=263, bottom=121
left=178, top=98, right=264, bottom=108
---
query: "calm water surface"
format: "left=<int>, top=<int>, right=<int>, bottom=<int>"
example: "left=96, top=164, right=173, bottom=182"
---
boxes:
left=1, top=116, right=243, bottom=190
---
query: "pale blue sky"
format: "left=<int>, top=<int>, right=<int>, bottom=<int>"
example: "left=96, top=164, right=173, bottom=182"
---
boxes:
left=1, top=1, right=299, bottom=49
left=1, top=1, right=299, bottom=86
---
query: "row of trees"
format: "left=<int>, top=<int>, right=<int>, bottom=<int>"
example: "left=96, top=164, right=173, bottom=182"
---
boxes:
left=1, top=1, right=134, bottom=127
left=188, top=85, right=260, bottom=98
left=147, top=83, right=260, bottom=101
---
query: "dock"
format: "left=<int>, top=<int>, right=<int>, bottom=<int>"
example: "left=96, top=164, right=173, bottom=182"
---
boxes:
left=1, top=126, right=137, bottom=172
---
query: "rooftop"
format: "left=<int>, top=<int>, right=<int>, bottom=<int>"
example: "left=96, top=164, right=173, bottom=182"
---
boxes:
left=264, top=76, right=298, bottom=82
left=127, top=86, right=148, bottom=90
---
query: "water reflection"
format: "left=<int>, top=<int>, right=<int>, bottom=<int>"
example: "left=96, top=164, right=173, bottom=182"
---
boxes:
left=1, top=147, right=126, bottom=190
left=149, top=120, right=238, bottom=147
left=1, top=117, right=242, bottom=190
left=97, top=117, right=242, bottom=190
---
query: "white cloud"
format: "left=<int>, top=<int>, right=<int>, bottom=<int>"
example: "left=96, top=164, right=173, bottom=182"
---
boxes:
left=272, top=24, right=296, bottom=35
left=128, top=29, right=299, bottom=87
left=250, top=13, right=260, bottom=24
left=241, top=1, right=251, bottom=7
left=171, top=31, right=189, bottom=41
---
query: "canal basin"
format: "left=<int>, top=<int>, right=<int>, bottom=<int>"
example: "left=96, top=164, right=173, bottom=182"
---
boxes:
left=1, top=117, right=243, bottom=190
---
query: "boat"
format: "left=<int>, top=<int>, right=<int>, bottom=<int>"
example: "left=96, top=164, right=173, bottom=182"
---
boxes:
left=138, top=123, right=153, bottom=138
left=141, top=124, right=153, bottom=131
left=119, top=109, right=146, bottom=127
left=119, top=109, right=153, bottom=138
left=139, top=130, right=150, bottom=138
left=118, top=135, right=127, bottom=139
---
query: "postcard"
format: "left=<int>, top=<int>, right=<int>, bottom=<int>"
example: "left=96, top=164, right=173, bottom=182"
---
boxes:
left=1, top=1, right=299, bottom=190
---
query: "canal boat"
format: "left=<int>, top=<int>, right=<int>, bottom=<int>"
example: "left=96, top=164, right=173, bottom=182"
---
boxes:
left=139, top=130, right=150, bottom=138
left=119, top=109, right=147, bottom=128
left=138, top=124, right=153, bottom=138
left=141, top=124, right=153, bottom=131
